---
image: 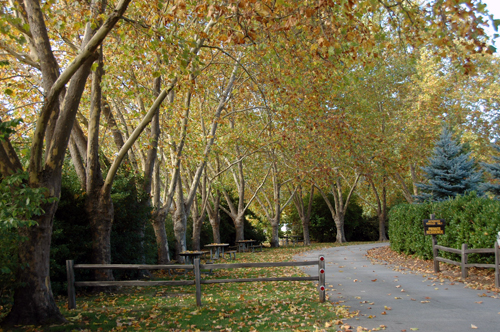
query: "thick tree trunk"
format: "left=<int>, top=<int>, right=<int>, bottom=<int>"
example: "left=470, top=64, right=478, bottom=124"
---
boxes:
left=334, top=214, right=347, bottom=243
left=173, top=207, right=187, bottom=262
left=87, top=192, right=114, bottom=281
left=234, top=215, right=245, bottom=242
left=152, top=208, right=170, bottom=264
left=2, top=196, right=66, bottom=326
left=192, top=215, right=204, bottom=251
left=209, top=213, right=221, bottom=243
left=270, top=220, right=280, bottom=247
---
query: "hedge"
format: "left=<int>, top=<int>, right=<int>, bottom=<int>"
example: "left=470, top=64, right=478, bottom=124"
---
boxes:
left=389, top=193, right=500, bottom=264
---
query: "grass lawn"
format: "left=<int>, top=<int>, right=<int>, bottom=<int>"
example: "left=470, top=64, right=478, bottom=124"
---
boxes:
left=0, top=242, right=368, bottom=332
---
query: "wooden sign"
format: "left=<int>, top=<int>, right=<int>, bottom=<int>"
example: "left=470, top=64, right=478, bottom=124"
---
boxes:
left=423, top=219, right=446, bottom=235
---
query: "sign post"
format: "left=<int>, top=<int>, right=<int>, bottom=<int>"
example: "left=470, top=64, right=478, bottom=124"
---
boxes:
left=423, top=214, right=446, bottom=273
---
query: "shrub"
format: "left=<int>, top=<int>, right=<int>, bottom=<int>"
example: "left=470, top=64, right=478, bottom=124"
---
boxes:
left=389, top=192, right=500, bottom=264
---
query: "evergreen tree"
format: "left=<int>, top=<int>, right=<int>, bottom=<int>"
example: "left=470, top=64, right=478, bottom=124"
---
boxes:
left=480, top=143, right=500, bottom=199
left=414, top=128, right=482, bottom=202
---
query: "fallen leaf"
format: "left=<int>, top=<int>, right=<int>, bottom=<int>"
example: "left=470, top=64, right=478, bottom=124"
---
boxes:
left=381, top=311, right=387, bottom=315
left=471, top=324, right=478, bottom=329
left=475, top=301, right=483, bottom=304
left=371, top=279, right=378, bottom=282
left=410, top=329, right=419, bottom=331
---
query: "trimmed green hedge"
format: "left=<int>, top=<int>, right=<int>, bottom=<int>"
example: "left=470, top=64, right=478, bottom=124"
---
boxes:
left=389, top=193, right=500, bottom=264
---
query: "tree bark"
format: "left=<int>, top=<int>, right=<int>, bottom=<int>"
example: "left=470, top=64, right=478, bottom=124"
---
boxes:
left=173, top=206, right=188, bottom=262
left=234, top=214, right=245, bottom=242
left=302, top=185, right=314, bottom=245
left=333, top=214, right=347, bottom=243
left=206, top=190, right=221, bottom=243
left=152, top=207, right=171, bottom=264
left=87, top=192, right=114, bottom=281
left=2, top=182, right=66, bottom=326
left=270, top=218, right=280, bottom=247
left=369, top=176, right=389, bottom=241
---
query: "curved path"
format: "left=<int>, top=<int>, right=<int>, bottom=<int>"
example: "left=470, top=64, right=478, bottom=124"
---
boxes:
left=294, top=243, right=500, bottom=332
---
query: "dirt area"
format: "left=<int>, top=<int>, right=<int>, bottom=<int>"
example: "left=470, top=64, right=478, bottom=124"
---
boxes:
left=366, top=245, right=499, bottom=294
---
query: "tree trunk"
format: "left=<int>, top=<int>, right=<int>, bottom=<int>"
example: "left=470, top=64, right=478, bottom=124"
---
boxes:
left=2, top=194, right=66, bottom=326
left=270, top=218, right=280, bottom=247
left=209, top=212, right=221, bottom=243
left=207, top=193, right=221, bottom=243
left=334, top=214, right=347, bottom=243
left=152, top=208, right=170, bottom=264
left=234, top=214, right=245, bottom=242
left=378, top=212, right=388, bottom=241
left=378, top=180, right=388, bottom=241
left=173, top=206, right=187, bottom=262
left=302, top=216, right=311, bottom=245
left=192, top=211, right=204, bottom=251
left=87, top=192, right=114, bottom=281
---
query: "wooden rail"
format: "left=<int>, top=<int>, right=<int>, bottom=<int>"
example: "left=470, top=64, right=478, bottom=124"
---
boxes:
left=66, top=255, right=326, bottom=309
left=431, top=241, right=499, bottom=288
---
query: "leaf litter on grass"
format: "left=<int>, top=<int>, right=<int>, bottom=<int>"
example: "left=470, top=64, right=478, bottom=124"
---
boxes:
left=0, top=243, right=370, bottom=332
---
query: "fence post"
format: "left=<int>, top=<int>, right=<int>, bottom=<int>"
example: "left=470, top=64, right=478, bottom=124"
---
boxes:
left=318, top=255, right=325, bottom=303
left=461, top=243, right=468, bottom=279
left=194, top=258, right=202, bottom=307
left=66, top=260, right=76, bottom=309
left=495, top=242, right=499, bottom=289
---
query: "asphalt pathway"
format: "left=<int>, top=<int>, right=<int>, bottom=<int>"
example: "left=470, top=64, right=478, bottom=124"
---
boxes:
left=294, top=243, right=500, bottom=332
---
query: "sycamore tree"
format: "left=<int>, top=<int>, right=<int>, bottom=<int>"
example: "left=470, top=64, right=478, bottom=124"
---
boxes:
left=481, top=143, right=500, bottom=198
left=0, top=0, right=131, bottom=325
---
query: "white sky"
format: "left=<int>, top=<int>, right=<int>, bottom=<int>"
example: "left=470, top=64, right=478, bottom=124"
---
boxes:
left=482, top=0, right=500, bottom=40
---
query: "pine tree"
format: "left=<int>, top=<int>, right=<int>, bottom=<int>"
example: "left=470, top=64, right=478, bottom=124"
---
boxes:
left=480, top=143, right=500, bottom=199
left=414, top=128, right=482, bottom=202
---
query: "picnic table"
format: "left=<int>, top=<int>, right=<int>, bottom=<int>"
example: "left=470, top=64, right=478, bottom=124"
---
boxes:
left=204, top=243, right=229, bottom=260
left=179, top=251, right=206, bottom=264
left=235, top=239, right=256, bottom=252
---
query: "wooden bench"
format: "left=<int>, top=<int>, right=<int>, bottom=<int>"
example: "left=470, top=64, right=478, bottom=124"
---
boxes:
left=250, top=244, right=263, bottom=252
left=223, top=250, right=237, bottom=260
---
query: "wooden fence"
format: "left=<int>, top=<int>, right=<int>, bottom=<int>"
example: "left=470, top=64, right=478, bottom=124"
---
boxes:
left=431, top=238, right=500, bottom=288
left=66, top=255, right=326, bottom=309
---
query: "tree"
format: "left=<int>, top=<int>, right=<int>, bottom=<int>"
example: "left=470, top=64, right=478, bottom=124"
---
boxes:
left=314, top=170, right=361, bottom=243
left=414, top=128, right=483, bottom=202
left=290, top=183, right=314, bottom=246
left=481, top=143, right=500, bottom=199
left=0, top=0, right=131, bottom=325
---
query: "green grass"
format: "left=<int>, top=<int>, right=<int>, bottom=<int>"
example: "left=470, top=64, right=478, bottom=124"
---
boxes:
left=1, top=242, right=368, bottom=331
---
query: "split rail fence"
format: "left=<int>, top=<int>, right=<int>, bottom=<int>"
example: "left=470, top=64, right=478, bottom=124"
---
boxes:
left=431, top=238, right=500, bottom=288
left=66, top=255, right=326, bottom=309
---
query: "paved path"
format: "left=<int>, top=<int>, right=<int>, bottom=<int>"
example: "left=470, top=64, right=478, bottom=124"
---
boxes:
left=294, top=243, right=500, bottom=332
